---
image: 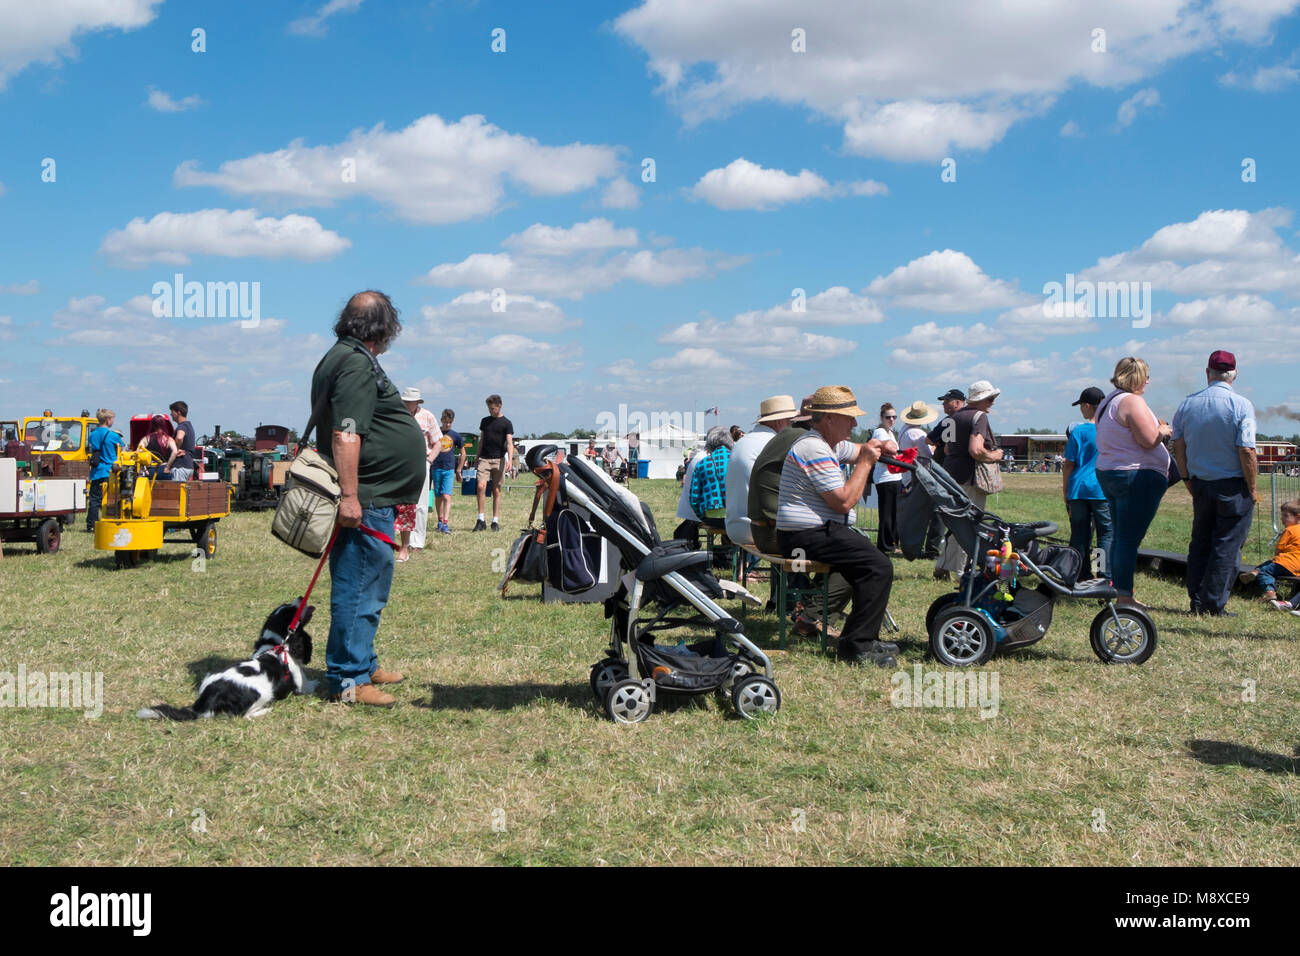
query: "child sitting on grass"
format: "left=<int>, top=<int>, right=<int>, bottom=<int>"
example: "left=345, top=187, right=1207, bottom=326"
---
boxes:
left=1239, top=499, right=1300, bottom=605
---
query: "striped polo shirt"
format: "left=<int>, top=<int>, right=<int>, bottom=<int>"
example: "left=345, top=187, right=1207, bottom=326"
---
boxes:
left=776, top=433, right=856, bottom=531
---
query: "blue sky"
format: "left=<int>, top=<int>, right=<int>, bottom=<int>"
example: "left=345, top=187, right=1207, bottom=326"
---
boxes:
left=2, top=0, right=1299, bottom=439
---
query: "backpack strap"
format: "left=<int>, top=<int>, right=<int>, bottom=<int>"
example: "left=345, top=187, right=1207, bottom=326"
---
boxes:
left=299, top=342, right=384, bottom=455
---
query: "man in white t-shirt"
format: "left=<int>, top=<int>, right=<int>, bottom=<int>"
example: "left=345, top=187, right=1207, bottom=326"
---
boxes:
left=777, top=386, right=898, bottom=667
left=725, top=395, right=798, bottom=548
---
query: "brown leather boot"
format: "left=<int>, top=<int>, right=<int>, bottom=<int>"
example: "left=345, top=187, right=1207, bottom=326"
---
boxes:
left=370, top=667, right=405, bottom=685
left=330, top=683, right=396, bottom=707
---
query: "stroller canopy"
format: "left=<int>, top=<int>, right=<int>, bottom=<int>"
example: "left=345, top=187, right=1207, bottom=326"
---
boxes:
left=897, top=459, right=984, bottom=560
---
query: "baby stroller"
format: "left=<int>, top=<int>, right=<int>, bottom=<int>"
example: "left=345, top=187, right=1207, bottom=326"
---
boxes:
left=519, top=445, right=778, bottom=723
left=892, top=456, right=1157, bottom=667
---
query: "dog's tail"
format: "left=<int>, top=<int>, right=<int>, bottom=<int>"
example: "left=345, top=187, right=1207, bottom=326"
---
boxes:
left=136, top=703, right=199, bottom=721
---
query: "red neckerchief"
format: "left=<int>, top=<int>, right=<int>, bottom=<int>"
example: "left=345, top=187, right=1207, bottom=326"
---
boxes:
left=272, top=643, right=292, bottom=674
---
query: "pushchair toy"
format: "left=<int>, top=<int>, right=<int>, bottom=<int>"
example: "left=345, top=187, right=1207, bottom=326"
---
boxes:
left=516, top=445, right=779, bottom=722
left=892, top=456, right=1157, bottom=667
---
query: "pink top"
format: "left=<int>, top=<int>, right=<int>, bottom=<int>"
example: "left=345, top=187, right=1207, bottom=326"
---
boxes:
left=1095, top=389, right=1170, bottom=473
left=413, top=407, right=443, bottom=464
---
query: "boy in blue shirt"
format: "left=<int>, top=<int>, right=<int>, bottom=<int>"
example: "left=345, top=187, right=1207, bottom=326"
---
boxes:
left=432, top=408, right=465, bottom=534
left=85, top=408, right=123, bottom=532
left=1062, top=388, right=1113, bottom=580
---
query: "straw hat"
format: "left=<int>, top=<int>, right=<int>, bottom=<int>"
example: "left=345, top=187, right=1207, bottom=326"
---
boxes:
left=755, top=394, right=798, bottom=424
left=967, top=380, right=1001, bottom=403
left=900, top=400, right=939, bottom=426
left=400, top=387, right=424, bottom=403
left=805, top=385, right=866, bottom=418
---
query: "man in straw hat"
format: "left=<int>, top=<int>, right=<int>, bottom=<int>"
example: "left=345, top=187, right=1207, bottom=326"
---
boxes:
left=776, top=386, right=899, bottom=666
left=748, top=395, right=851, bottom=635
left=725, top=395, right=799, bottom=550
left=898, top=400, right=945, bottom=559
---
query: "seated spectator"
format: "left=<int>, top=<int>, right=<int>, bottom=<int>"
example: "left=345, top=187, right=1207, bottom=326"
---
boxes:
left=138, top=415, right=178, bottom=477
left=776, top=386, right=898, bottom=667
left=690, top=426, right=734, bottom=530
left=898, top=400, right=944, bottom=559
left=726, top=395, right=797, bottom=549
left=1240, top=499, right=1300, bottom=604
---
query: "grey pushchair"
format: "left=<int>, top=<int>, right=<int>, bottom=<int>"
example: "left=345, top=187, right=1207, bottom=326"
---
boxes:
left=520, top=445, right=779, bottom=722
left=892, top=456, right=1157, bottom=667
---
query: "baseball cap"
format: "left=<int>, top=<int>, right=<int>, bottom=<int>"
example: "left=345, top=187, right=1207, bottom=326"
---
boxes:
left=1071, top=387, right=1105, bottom=407
left=1208, top=350, right=1236, bottom=371
left=937, top=388, right=966, bottom=402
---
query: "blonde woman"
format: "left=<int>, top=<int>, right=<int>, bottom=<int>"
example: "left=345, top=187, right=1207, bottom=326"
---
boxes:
left=1095, top=357, right=1172, bottom=609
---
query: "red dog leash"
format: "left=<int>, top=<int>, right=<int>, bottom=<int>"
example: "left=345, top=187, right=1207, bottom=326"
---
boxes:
left=286, top=521, right=399, bottom=635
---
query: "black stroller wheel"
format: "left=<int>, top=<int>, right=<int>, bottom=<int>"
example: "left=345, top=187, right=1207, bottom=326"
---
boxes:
left=929, top=607, right=997, bottom=667
left=605, top=679, right=654, bottom=724
left=925, top=593, right=960, bottom=635
left=589, top=658, right=629, bottom=704
left=1090, top=606, right=1157, bottom=664
left=732, top=675, right=781, bottom=719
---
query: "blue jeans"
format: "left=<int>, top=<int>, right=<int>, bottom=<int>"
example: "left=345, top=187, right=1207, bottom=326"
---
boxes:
left=326, top=506, right=396, bottom=694
left=1187, top=476, right=1254, bottom=613
left=1067, top=498, right=1113, bottom=579
left=1097, top=469, right=1167, bottom=596
left=1254, top=561, right=1283, bottom=595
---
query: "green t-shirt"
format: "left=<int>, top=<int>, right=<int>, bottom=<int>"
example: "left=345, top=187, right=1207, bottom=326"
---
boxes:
left=310, top=337, right=424, bottom=508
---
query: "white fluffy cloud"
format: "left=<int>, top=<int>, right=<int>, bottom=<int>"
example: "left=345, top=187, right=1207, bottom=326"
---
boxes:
left=614, top=0, right=1299, bottom=160
left=1081, top=207, right=1300, bottom=296
left=690, top=158, right=886, bottom=209
left=867, top=250, right=1030, bottom=312
left=1116, top=88, right=1161, bottom=128
left=995, top=301, right=1098, bottom=341
left=288, top=0, right=364, bottom=37
left=420, top=218, right=745, bottom=299
left=417, top=291, right=581, bottom=335
left=759, top=286, right=886, bottom=326
left=690, top=158, right=829, bottom=210
left=452, top=334, right=581, bottom=372
left=502, top=218, right=638, bottom=256
left=1219, top=62, right=1300, bottom=90
left=99, top=208, right=351, bottom=266
left=649, top=347, right=741, bottom=371
left=660, top=315, right=856, bottom=361
left=174, top=113, right=622, bottom=224
left=0, top=0, right=162, bottom=90
left=147, top=87, right=201, bottom=112
left=601, top=178, right=641, bottom=209
left=0, top=279, right=39, bottom=295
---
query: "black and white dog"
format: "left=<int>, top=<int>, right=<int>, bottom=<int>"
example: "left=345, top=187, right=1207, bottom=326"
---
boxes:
left=137, top=602, right=316, bottom=720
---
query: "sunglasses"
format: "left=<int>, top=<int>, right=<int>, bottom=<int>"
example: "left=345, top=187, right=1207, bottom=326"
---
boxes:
left=884, top=414, right=897, bottom=420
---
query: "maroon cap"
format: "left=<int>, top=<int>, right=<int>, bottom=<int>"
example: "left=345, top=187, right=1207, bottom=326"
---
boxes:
left=1208, top=350, right=1236, bottom=371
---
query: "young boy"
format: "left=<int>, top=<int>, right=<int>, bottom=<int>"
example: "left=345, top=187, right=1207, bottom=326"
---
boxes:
left=1239, top=499, right=1300, bottom=604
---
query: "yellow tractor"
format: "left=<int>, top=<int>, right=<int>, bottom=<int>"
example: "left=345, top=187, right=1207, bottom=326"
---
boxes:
left=94, top=446, right=233, bottom=568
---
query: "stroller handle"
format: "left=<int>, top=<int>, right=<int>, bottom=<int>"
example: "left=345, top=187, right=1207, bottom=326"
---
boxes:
left=877, top=454, right=917, bottom=473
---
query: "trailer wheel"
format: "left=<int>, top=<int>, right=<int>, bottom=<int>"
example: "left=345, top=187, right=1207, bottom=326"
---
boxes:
left=115, top=550, right=142, bottom=569
left=193, top=521, right=218, bottom=558
left=36, top=518, right=61, bottom=554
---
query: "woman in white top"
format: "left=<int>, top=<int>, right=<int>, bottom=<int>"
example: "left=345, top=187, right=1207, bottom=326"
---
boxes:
left=898, top=400, right=944, bottom=559
left=872, top=403, right=902, bottom=553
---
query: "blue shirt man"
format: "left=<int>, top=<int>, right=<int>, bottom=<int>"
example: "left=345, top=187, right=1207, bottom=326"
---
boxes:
left=1171, top=350, right=1259, bottom=615
left=85, top=415, right=123, bottom=532
left=1171, top=382, right=1256, bottom=481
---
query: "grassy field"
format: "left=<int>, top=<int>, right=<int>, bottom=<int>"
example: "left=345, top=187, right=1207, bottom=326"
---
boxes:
left=1, top=474, right=1297, bottom=866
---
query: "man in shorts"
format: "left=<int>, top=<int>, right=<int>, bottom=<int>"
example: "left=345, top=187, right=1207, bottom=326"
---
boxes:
left=474, top=394, right=514, bottom=531
left=433, top=408, right=465, bottom=533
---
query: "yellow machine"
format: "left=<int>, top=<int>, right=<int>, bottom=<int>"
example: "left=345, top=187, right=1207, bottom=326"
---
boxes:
left=20, top=415, right=98, bottom=464
left=94, top=448, right=233, bottom=568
